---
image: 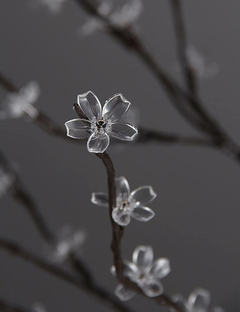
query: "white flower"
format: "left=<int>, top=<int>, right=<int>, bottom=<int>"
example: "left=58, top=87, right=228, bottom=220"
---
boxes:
left=0, top=166, right=15, bottom=197
left=35, top=0, right=66, bottom=14
left=32, top=302, right=47, bottom=312
left=111, top=245, right=170, bottom=300
left=91, top=176, right=156, bottom=226
left=45, top=225, right=85, bottom=263
left=0, top=81, right=40, bottom=120
left=172, top=288, right=224, bottom=312
left=80, top=0, right=142, bottom=37
left=65, top=91, right=138, bottom=153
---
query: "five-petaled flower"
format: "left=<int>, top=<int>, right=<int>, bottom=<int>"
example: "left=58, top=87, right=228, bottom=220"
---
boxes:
left=91, top=176, right=156, bottom=226
left=65, top=91, right=138, bottom=153
left=111, top=245, right=170, bottom=300
left=80, top=0, right=143, bottom=37
left=0, top=81, right=40, bottom=120
left=172, top=288, right=224, bottom=312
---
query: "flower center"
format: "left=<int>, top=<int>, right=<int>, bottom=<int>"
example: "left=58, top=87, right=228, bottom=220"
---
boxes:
left=96, top=119, right=106, bottom=128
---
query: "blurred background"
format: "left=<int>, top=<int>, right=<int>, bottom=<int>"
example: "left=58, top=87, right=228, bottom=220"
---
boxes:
left=0, top=0, right=240, bottom=311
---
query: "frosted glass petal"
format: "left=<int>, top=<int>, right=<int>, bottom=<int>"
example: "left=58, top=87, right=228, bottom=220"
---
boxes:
left=115, top=176, right=130, bottom=199
left=110, top=122, right=138, bottom=141
left=112, top=207, right=131, bottom=226
left=123, top=260, right=139, bottom=281
left=131, top=206, right=155, bottom=222
left=115, top=284, right=136, bottom=301
left=189, top=288, right=211, bottom=310
left=172, top=294, right=189, bottom=311
left=77, top=91, right=102, bottom=120
left=91, top=192, right=109, bottom=207
left=132, top=245, right=153, bottom=269
left=65, top=119, right=91, bottom=139
left=20, top=81, right=40, bottom=103
left=103, top=94, right=130, bottom=122
left=129, top=186, right=157, bottom=206
left=141, top=279, right=163, bottom=297
left=150, top=258, right=170, bottom=279
left=87, top=133, right=110, bottom=153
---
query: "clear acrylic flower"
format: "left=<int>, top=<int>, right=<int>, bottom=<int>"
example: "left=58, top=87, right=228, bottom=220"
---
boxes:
left=45, top=225, right=85, bottom=263
left=91, top=176, right=156, bottom=226
left=32, top=302, right=47, bottom=312
left=172, top=288, right=224, bottom=312
left=111, top=245, right=170, bottom=301
left=34, top=0, right=66, bottom=14
left=65, top=91, right=138, bottom=153
left=0, top=166, right=15, bottom=197
left=0, top=81, right=40, bottom=120
left=80, top=0, right=142, bottom=37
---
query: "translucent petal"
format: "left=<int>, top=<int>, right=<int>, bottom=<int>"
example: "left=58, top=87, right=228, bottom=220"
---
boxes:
left=150, top=258, right=170, bottom=279
left=91, top=192, right=109, bottom=207
left=129, top=186, right=157, bottom=206
left=80, top=19, right=105, bottom=37
left=32, top=302, right=47, bottom=312
left=131, top=206, right=155, bottom=222
left=65, top=119, right=91, bottom=139
left=20, top=81, right=40, bottom=103
left=172, top=294, right=189, bottom=312
left=212, top=307, right=225, bottom=312
left=188, top=288, right=211, bottom=310
left=87, top=133, right=110, bottom=153
left=115, top=176, right=130, bottom=199
left=102, top=94, right=130, bottom=122
left=77, top=91, right=102, bottom=120
left=115, top=284, right=136, bottom=301
left=123, top=260, right=139, bottom=281
left=112, top=207, right=131, bottom=226
left=141, top=279, right=164, bottom=297
left=110, top=122, right=138, bottom=141
left=132, top=245, right=153, bottom=269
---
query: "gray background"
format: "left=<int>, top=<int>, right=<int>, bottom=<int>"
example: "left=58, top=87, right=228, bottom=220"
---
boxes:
left=0, top=0, right=240, bottom=311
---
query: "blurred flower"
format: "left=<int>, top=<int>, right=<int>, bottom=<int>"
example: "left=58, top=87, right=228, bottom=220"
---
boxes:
left=0, top=166, right=15, bottom=197
left=0, top=81, right=40, bottom=120
left=172, top=288, right=224, bottom=312
left=35, top=0, right=66, bottom=14
left=91, top=176, right=156, bottom=226
left=32, top=302, right=47, bottom=312
left=65, top=91, right=138, bottom=153
left=175, top=45, right=219, bottom=79
left=80, top=0, right=143, bottom=37
left=111, top=245, right=170, bottom=300
left=45, top=225, right=85, bottom=263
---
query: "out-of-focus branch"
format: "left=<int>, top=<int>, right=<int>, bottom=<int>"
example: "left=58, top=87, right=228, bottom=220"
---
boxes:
left=0, top=238, right=136, bottom=312
left=170, top=0, right=198, bottom=97
left=0, top=298, right=31, bottom=312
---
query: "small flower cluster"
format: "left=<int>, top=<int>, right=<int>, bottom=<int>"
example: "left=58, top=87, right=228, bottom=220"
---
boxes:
left=80, top=0, right=142, bottom=37
left=0, top=81, right=40, bottom=120
left=172, top=288, right=224, bottom=312
left=111, top=245, right=170, bottom=300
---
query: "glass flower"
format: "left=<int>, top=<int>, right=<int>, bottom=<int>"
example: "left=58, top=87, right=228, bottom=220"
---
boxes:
left=91, top=176, right=156, bottom=226
left=35, top=0, right=66, bottom=14
left=45, top=225, right=85, bottom=263
left=172, top=288, right=224, bottom=312
left=0, top=166, right=15, bottom=197
left=111, top=245, right=170, bottom=300
left=32, top=302, right=47, bottom=312
left=65, top=91, right=138, bottom=153
left=80, top=0, right=142, bottom=37
left=0, top=81, right=40, bottom=120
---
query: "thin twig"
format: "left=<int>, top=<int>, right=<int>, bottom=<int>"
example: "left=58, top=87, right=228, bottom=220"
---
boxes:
left=0, top=238, right=135, bottom=312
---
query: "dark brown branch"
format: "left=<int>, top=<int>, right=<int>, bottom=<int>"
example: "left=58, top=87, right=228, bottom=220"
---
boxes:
left=0, top=238, right=135, bottom=312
